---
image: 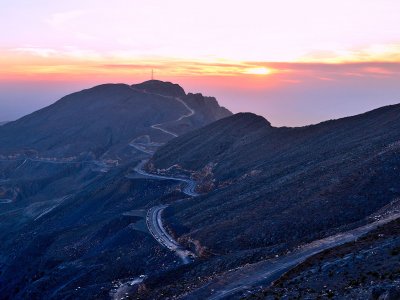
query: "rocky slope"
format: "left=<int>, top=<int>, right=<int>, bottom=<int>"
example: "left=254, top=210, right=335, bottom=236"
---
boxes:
left=0, top=80, right=231, bottom=299
left=151, top=105, right=400, bottom=254
left=119, top=105, right=400, bottom=298
left=255, top=216, right=400, bottom=299
left=0, top=80, right=231, bottom=159
left=2, top=80, right=400, bottom=299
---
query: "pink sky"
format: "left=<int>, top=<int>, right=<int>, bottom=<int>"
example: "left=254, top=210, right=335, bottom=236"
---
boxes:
left=1, top=0, right=400, bottom=125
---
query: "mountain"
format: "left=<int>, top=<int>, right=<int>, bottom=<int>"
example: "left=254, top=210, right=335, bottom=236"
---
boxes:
left=149, top=104, right=400, bottom=256
left=1, top=79, right=400, bottom=299
left=0, top=80, right=231, bottom=159
left=127, top=104, right=400, bottom=298
left=0, top=80, right=231, bottom=299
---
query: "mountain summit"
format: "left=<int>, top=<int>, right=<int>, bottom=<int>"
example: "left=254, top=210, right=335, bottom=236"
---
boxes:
left=132, top=80, right=186, bottom=97
left=0, top=81, right=231, bottom=159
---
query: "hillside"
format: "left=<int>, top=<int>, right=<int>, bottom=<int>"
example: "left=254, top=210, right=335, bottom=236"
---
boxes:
left=1, top=80, right=400, bottom=298
left=0, top=81, right=231, bottom=299
left=151, top=105, right=400, bottom=254
left=255, top=217, right=400, bottom=299
left=0, top=80, right=231, bottom=159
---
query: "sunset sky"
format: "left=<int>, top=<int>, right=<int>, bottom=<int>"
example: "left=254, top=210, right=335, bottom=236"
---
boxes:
left=1, top=0, right=400, bottom=126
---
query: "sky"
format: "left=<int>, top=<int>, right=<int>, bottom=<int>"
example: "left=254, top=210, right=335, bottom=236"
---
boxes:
left=1, top=0, right=400, bottom=126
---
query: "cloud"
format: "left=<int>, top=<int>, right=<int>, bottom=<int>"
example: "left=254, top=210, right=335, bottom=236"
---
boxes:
left=300, top=43, right=400, bottom=63
left=363, top=67, right=394, bottom=75
left=4, top=45, right=400, bottom=84
left=10, top=46, right=102, bottom=60
left=45, top=10, right=86, bottom=28
left=13, top=47, right=58, bottom=58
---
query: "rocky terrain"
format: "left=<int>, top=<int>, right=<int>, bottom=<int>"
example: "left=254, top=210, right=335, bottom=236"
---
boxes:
left=0, top=80, right=231, bottom=299
left=0, top=80, right=230, bottom=159
left=134, top=105, right=400, bottom=298
left=254, top=216, right=400, bottom=300
left=1, top=79, right=400, bottom=299
left=151, top=105, right=400, bottom=254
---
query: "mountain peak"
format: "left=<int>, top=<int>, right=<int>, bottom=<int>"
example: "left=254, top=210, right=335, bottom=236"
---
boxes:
left=228, top=112, right=272, bottom=128
left=131, top=80, right=186, bottom=98
left=0, top=81, right=230, bottom=157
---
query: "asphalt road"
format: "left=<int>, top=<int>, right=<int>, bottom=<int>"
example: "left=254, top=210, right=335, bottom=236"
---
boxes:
left=126, top=88, right=199, bottom=262
left=184, top=212, right=400, bottom=299
left=0, top=199, right=12, bottom=204
left=0, top=157, right=102, bottom=166
left=134, top=160, right=199, bottom=197
left=128, top=135, right=162, bottom=155
left=129, top=86, right=195, bottom=138
left=131, top=159, right=198, bottom=263
left=146, top=205, right=195, bottom=264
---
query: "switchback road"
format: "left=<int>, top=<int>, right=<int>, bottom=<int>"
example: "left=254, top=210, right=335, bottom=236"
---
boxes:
left=129, top=86, right=195, bottom=138
left=133, top=160, right=198, bottom=197
left=126, top=89, right=199, bottom=263
left=131, top=159, right=198, bottom=263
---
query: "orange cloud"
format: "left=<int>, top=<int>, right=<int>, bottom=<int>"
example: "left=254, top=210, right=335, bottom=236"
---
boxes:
left=1, top=47, right=400, bottom=88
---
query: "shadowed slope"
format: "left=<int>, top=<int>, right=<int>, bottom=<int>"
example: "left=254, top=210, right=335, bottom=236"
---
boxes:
left=0, top=81, right=231, bottom=159
left=151, top=104, right=400, bottom=253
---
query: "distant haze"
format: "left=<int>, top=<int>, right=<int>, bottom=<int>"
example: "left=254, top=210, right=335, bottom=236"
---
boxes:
left=1, top=0, right=400, bottom=126
left=1, top=66, right=399, bottom=127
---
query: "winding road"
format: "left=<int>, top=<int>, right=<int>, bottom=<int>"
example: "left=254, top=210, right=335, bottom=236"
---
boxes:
left=151, top=96, right=195, bottom=137
left=128, top=135, right=162, bottom=155
left=183, top=212, right=400, bottom=300
left=0, top=157, right=107, bottom=166
left=133, top=160, right=199, bottom=197
left=126, top=87, right=199, bottom=263
left=147, top=205, right=195, bottom=264
left=129, top=86, right=195, bottom=138
left=0, top=199, right=12, bottom=204
left=133, top=159, right=198, bottom=263
left=0, top=157, right=115, bottom=175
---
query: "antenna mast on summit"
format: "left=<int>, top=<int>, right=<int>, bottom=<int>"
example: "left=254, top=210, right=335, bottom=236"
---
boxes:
left=151, top=69, right=154, bottom=80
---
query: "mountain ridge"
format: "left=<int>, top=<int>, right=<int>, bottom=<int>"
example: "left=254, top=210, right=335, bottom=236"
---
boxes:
left=148, top=102, right=400, bottom=254
left=0, top=80, right=232, bottom=299
left=151, top=103, right=400, bottom=178
left=0, top=81, right=232, bottom=159
left=1, top=81, right=399, bottom=299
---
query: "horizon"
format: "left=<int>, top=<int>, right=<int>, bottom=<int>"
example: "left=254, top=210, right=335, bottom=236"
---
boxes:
left=1, top=78, right=399, bottom=128
left=1, top=0, right=400, bottom=125
left=2, top=2, right=400, bottom=297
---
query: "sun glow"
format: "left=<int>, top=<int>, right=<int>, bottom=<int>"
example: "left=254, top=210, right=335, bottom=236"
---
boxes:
left=244, top=67, right=272, bottom=75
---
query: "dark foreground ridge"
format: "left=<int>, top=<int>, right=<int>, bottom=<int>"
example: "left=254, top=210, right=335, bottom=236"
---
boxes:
left=142, top=103, right=400, bottom=298
left=151, top=104, right=400, bottom=253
